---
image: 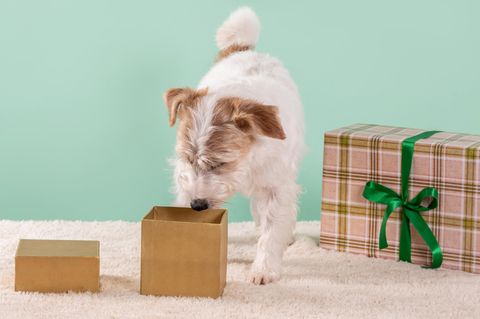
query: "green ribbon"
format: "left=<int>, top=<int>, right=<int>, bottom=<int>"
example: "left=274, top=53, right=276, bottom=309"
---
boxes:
left=362, top=130, right=443, bottom=268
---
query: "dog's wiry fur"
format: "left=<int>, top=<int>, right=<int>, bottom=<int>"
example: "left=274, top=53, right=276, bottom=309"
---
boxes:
left=165, top=7, right=305, bottom=284
left=216, top=44, right=252, bottom=62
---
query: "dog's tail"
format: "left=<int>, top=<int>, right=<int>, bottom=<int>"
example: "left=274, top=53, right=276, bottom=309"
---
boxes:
left=215, top=7, right=260, bottom=60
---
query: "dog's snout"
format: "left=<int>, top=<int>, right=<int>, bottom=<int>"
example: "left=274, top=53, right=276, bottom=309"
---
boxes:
left=190, top=199, right=209, bottom=211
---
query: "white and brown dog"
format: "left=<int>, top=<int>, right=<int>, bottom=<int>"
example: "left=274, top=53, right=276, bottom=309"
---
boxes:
left=164, top=7, right=305, bottom=284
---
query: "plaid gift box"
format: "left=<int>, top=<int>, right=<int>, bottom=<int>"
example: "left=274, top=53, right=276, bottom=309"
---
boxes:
left=320, top=123, right=480, bottom=273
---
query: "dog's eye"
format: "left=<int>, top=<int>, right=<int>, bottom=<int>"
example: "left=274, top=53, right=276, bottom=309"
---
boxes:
left=209, top=162, right=226, bottom=171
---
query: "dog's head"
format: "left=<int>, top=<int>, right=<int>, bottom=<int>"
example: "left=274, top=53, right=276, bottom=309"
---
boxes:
left=164, top=87, right=286, bottom=210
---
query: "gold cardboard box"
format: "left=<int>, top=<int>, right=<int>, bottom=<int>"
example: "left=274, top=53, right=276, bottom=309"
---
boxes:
left=15, top=239, right=100, bottom=293
left=140, top=206, right=227, bottom=298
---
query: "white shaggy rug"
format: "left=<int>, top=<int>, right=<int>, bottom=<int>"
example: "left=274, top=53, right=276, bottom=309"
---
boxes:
left=1, top=220, right=479, bottom=319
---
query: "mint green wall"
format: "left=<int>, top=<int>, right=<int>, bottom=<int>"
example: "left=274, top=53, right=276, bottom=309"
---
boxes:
left=1, top=1, right=479, bottom=221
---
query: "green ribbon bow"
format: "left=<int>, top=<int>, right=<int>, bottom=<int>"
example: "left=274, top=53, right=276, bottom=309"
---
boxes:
left=362, top=130, right=443, bottom=268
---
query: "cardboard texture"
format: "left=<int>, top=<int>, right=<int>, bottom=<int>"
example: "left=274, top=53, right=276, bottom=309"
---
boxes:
left=15, top=239, right=100, bottom=293
left=140, top=206, right=227, bottom=298
left=320, top=124, right=480, bottom=273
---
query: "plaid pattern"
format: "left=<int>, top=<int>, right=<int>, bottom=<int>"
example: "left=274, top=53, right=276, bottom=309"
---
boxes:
left=320, top=124, right=480, bottom=273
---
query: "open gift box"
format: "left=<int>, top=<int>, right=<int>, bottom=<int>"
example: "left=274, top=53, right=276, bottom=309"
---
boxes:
left=140, top=206, right=228, bottom=298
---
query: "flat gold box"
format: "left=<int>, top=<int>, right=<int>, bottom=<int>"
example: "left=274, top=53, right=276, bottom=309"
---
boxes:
left=140, top=206, right=227, bottom=298
left=15, top=239, right=100, bottom=293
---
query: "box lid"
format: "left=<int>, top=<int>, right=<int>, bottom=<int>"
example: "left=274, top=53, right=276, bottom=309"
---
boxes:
left=16, top=239, right=99, bottom=257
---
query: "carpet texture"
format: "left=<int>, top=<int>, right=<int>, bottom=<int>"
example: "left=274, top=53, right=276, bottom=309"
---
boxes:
left=1, top=220, right=479, bottom=319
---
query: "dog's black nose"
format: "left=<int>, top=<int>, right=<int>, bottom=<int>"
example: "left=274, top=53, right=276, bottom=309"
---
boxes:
left=190, top=199, right=209, bottom=211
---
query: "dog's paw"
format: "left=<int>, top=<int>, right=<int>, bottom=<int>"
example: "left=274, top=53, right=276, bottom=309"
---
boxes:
left=248, top=264, right=280, bottom=285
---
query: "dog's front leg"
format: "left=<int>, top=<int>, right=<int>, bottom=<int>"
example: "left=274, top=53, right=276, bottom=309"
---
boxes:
left=250, top=199, right=264, bottom=238
left=249, top=186, right=298, bottom=285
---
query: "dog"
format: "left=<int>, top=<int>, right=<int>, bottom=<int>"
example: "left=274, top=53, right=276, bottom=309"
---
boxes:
left=164, top=7, right=305, bottom=285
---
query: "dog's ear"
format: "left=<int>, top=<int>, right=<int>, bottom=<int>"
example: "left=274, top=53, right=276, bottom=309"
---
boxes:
left=163, top=87, right=208, bottom=126
left=216, top=97, right=286, bottom=139
left=235, top=101, right=286, bottom=139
